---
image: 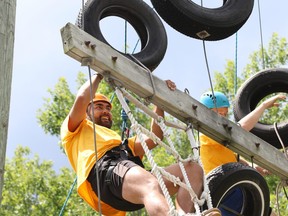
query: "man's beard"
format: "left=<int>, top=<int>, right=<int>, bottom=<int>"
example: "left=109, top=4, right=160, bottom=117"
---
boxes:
left=87, top=113, right=113, bottom=128
left=98, top=119, right=113, bottom=128
left=96, top=115, right=113, bottom=128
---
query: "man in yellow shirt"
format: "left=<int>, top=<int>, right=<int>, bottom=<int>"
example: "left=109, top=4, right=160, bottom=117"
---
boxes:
left=199, top=91, right=284, bottom=216
left=61, top=74, right=221, bottom=216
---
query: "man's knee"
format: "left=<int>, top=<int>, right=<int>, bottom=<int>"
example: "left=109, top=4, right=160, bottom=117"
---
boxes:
left=145, top=175, right=162, bottom=191
left=186, top=162, right=204, bottom=176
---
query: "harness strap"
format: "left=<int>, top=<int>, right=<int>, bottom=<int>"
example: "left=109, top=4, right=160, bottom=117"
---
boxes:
left=101, top=140, right=145, bottom=184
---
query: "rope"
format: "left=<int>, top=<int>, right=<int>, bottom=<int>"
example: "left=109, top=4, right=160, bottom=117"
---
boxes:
left=256, top=0, right=265, bottom=69
left=276, top=181, right=282, bottom=216
left=61, top=1, right=103, bottom=214
left=121, top=97, right=130, bottom=140
left=155, top=117, right=205, bottom=212
left=132, top=39, right=140, bottom=54
left=273, top=122, right=288, bottom=159
left=58, top=177, right=77, bottom=216
left=87, top=68, right=102, bottom=215
left=115, top=87, right=177, bottom=215
left=114, top=86, right=213, bottom=215
left=59, top=67, right=104, bottom=216
left=234, top=32, right=238, bottom=95
left=124, top=21, right=127, bottom=54
left=187, top=127, right=213, bottom=209
left=275, top=180, right=288, bottom=216
left=201, top=40, right=219, bottom=113
left=195, top=131, right=214, bottom=209
left=81, top=0, right=85, bottom=30
left=59, top=52, right=103, bottom=216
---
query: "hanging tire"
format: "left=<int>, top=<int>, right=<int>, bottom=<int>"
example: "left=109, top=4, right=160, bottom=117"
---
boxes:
left=78, top=0, right=167, bottom=71
left=206, top=162, right=270, bottom=216
left=233, top=68, right=288, bottom=149
left=150, top=0, right=254, bottom=41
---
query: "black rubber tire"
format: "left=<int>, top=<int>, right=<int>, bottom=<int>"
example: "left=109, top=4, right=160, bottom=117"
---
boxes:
left=150, top=0, right=254, bottom=41
left=233, top=68, right=288, bottom=149
left=206, top=162, right=270, bottom=216
left=79, top=0, right=167, bottom=71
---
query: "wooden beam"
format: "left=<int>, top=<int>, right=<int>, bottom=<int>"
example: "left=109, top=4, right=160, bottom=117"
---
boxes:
left=0, top=0, right=17, bottom=203
left=61, top=22, right=288, bottom=180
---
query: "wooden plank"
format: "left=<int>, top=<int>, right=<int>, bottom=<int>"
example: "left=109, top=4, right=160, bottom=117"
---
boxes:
left=61, top=22, right=288, bottom=179
left=0, top=0, right=17, bottom=203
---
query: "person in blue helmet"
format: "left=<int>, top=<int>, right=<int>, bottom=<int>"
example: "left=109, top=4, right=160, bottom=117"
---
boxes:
left=199, top=91, right=285, bottom=216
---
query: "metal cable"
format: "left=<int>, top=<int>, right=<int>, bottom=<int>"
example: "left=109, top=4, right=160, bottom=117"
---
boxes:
left=202, top=40, right=217, bottom=112
left=257, top=0, right=265, bottom=69
left=87, top=67, right=102, bottom=215
left=234, top=33, right=238, bottom=95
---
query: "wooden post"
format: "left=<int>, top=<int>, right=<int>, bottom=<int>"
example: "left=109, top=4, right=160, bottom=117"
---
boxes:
left=60, top=23, right=288, bottom=179
left=0, top=0, right=17, bottom=203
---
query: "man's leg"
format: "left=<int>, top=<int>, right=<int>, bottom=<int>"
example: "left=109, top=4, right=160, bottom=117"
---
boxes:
left=164, top=161, right=204, bottom=214
left=122, top=161, right=221, bottom=216
left=122, top=165, right=170, bottom=216
left=164, top=162, right=221, bottom=216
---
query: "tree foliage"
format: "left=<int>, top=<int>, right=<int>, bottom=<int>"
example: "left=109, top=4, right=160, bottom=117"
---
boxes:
left=1, top=146, right=95, bottom=215
left=36, top=77, right=75, bottom=137
left=213, top=33, right=288, bottom=103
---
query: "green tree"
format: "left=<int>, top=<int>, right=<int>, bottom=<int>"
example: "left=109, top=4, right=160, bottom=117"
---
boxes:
left=1, top=146, right=95, bottom=215
left=243, top=33, right=288, bottom=79
left=213, top=33, right=288, bottom=96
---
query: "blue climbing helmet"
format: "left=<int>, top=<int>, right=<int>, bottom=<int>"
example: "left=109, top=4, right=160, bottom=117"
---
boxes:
left=200, top=91, right=230, bottom=109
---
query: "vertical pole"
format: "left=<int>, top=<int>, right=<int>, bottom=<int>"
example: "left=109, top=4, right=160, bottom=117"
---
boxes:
left=0, top=0, right=17, bottom=204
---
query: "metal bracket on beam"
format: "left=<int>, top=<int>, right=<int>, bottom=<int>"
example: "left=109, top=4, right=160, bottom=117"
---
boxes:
left=81, top=57, right=94, bottom=67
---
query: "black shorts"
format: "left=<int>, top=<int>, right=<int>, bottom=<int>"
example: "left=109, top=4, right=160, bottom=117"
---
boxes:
left=87, top=150, right=144, bottom=211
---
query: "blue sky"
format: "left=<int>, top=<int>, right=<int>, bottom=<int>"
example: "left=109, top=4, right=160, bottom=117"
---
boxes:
left=6, top=0, right=288, bottom=171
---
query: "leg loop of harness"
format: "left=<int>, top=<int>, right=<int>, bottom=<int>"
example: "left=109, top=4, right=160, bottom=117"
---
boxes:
left=102, top=141, right=145, bottom=185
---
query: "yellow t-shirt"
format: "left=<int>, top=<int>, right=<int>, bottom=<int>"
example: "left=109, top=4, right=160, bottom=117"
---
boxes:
left=61, top=116, right=137, bottom=216
left=200, top=134, right=237, bottom=175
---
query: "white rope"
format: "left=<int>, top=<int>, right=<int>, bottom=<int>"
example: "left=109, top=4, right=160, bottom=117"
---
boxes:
left=273, top=122, right=288, bottom=159
left=155, top=117, right=201, bottom=212
left=120, top=87, right=187, bottom=131
left=130, top=123, right=191, bottom=163
left=115, top=88, right=177, bottom=215
left=186, top=127, right=213, bottom=209
left=115, top=87, right=213, bottom=215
